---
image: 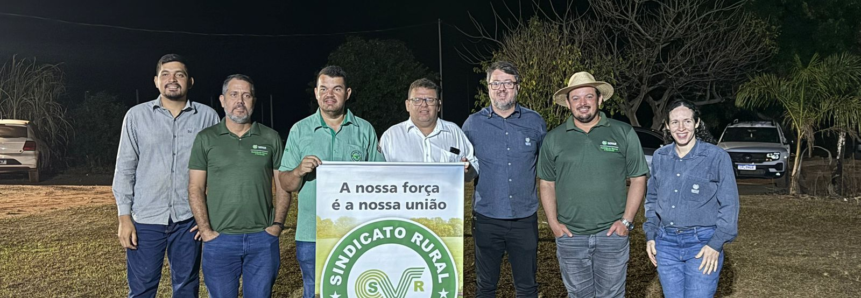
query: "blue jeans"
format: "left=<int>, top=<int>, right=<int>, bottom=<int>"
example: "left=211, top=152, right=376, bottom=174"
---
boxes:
left=202, top=231, right=281, bottom=298
left=296, top=241, right=316, bottom=298
left=127, top=218, right=201, bottom=298
left=555, top=229, right=629, bottom=298
left=655, top=226, right=723, bottom=298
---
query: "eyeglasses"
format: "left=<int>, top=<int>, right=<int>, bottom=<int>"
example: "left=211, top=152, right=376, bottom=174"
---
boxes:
left=408, top=97, right=439, bottom=106
left=489, top=81, right=517, bottom=90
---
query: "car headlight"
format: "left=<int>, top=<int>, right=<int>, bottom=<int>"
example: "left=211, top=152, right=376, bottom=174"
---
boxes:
left=766, top=152, right=780, bottom=161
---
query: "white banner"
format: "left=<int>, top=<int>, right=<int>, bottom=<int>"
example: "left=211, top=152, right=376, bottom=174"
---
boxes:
left=316, top=162, right=464, bottom=298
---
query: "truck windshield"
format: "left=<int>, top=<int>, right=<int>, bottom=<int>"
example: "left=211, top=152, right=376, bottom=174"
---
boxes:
left=721, top=127, right=780, bottom=143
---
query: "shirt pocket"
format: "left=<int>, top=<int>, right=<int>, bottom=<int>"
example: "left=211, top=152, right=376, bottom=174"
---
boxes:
left=346, top=143, right=368, bottom=161
left=682, top=175, right=717, bottom=201
left=436, top=148, right=460, bottom=162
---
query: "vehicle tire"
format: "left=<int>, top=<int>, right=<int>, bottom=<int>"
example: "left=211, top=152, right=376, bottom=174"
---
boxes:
left=775, top=173, right=789, bottom=191
left=29, top=169, right=39, bottom=183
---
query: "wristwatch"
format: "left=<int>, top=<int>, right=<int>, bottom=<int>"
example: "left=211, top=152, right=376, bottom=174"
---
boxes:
left=272, top=222, right=285, bottom=229
left=621, top=218, right=634, bottom=231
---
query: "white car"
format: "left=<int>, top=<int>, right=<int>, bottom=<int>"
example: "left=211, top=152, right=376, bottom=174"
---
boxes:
left=0, top=119, right=40, bottom=182
left=717, top=120, right=790, bottom=187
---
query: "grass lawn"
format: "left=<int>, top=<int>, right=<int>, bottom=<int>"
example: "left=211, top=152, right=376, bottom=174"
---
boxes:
left=1, top=185, right=859, bottom=297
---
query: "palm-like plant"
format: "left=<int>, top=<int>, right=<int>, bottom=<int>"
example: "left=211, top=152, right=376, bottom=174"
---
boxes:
left=815, top=53, right=861, bottom=195
left=736, top=53, right=861, bottom=195
left=0, top=56, right=71, bottom=171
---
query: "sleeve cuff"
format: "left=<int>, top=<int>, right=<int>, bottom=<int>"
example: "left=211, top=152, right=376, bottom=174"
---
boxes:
left=117, top=204, right=131, bottom=216
left=706, top=234, right=730, bottom=252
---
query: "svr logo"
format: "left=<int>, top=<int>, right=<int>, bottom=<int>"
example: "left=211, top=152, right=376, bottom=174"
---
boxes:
left=356, top=267, right=424, bottom=298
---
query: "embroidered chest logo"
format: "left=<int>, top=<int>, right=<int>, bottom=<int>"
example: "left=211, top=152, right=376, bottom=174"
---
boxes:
left=600, top=140, right=620, bottom=152
left=691, top=184, right=700, bottom=194
left=250, top=144, right=269, bottom=157
left=525, top=137, right=532, bottom=146
left=351, top=150, right=363, bottom=161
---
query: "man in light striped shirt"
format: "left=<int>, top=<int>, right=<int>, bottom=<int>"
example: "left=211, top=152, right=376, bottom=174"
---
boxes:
left=113, top=54, right=219, bottom=297
left=379, top=78, right=478, bottom=180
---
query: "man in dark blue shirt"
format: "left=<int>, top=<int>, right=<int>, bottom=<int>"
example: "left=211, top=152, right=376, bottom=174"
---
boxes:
left=463, top=61, right=547, bottom=298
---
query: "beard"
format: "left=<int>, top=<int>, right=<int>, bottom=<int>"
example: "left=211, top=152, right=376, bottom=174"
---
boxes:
left=224, top=107, right=252, bottom=124
left=162, top=84, right=185, bottom=101
left=573, top=111, right=598, bottom=124
left=492, top=97, right=515, bottom=111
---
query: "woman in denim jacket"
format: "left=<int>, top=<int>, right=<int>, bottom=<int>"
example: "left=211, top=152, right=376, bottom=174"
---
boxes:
left=643, top=100, right=740, bottom=297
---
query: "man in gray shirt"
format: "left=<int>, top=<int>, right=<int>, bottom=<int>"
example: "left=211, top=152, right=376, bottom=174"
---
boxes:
left=112, top=54, right=219, bottom=297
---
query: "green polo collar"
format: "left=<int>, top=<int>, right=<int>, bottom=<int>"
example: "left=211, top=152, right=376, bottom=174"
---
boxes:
left=565, top=111, right=611, bottom=132
left=315, top=108, right=357, bottom=130
left=215, top=119, right=261, bottom=137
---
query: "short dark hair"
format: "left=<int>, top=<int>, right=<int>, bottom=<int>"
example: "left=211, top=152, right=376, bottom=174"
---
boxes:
left=222, top=74, right=255, bottom=97
left=156, top=54, right=190, bottom=76
left=407, top=78, right=439, bottom=99
left=317, top=65, right=348, bottom=88
left=486, top=61, right=520, bottom=83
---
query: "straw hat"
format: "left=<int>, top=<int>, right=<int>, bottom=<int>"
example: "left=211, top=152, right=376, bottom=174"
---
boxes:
left=552, top=72, right=614, bottom=107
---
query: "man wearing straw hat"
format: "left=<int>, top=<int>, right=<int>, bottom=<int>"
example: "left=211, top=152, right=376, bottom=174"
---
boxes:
left=538, top=72, right=649, bottom=297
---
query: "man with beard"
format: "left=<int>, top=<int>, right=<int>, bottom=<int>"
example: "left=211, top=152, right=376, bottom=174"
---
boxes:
left=462, top=61, right=546, bottom=298
left=278, top=65, right=383, bottom=298
left=538, top=72, right=649, bottom=298
left=113, top=54, right=219, bottom=297
left=187, top=74, right=289, bottom=297
left=379, top=78, right=478, bottom=180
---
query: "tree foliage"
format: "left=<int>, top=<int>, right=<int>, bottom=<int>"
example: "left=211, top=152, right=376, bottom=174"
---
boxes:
left=737, top=53, right=861, bottom=195
left=468, top=17, right=620, bottom=128
left=463, top=0, right=775, bottom=130
left=0, top=56, right=71, bottom=170
left=747, top=0, right=861, bottom=70
left=321, top=37, right=437, bottom=134
left=68, top=91, right=127, bottom=172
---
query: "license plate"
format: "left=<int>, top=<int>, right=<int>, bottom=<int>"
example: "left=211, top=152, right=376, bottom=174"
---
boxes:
left=737, top=164, right=756, bottom=170
left=0, top=160, right=6, bottom=165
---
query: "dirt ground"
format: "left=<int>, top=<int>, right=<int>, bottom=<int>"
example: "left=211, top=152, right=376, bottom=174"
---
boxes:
left=0, top=184, right=113, bottom=219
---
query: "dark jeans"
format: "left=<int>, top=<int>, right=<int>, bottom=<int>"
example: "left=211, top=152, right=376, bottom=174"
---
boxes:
left=473, top=212, right=539, bottom=298
left=296, top=241, right=316, bottom=298
left=555, top=228, right=629, bottom=298
left=656, top=226, right=723, bottom=298
left=127, top=217, right=201, bottom=298
left=202, top=231, right=281, bottom=298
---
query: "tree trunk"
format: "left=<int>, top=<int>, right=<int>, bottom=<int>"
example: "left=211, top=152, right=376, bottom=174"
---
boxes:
left=789, top=131, right=804, bottom=195
left=650, top=108, right=666, bottom=131
left=831, top=131, right=846, bottom=197
left=624, top=104, right=640, bottom=127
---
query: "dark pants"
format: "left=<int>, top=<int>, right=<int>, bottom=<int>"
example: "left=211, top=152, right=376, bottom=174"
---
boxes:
left=202, top=231, right=281, bottom=298
left=127, top=217, right=201, bottom=298
left=473, top=212, right=539, bottom=298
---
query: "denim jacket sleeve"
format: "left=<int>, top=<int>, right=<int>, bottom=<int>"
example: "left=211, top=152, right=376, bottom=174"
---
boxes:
left=706, top=150, right=740, bottom=252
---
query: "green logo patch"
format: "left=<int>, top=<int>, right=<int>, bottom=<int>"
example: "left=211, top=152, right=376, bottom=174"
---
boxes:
left=600, top=140, right=619, bottom=152
left=250, top=144, right=270, bottom=156
left=351, top=150, right=363, bottom=161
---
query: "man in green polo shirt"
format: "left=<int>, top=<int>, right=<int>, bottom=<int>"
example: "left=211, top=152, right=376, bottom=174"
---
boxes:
left=278, top=65, right=383, bottom=298
left=188, top=74, right=290, bottom=297
left=538, top=72, right=648, bottom=298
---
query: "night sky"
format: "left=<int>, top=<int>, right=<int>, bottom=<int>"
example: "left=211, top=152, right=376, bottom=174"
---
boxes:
left=0, top=0, right=537, bottom=134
